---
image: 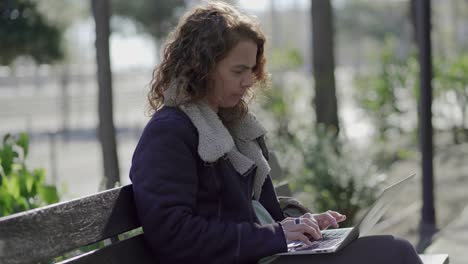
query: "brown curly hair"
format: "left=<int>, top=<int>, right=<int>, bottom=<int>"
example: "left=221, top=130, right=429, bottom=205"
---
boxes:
left=147, top=1, right=268, bottom=124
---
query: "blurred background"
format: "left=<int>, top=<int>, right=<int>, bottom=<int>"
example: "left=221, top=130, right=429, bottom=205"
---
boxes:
left=1, top=0, right=467, bottom=262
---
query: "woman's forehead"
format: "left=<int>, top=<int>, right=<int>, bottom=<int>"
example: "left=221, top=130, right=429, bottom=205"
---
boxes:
left=221, top=40, right=258, bottom=67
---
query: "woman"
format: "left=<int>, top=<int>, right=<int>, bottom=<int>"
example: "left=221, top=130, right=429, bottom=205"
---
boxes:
left=130, top=2, right=423, bottom=264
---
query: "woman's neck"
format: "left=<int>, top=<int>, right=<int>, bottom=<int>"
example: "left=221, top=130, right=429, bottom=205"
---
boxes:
left=204, top=97, right=219, bottom=113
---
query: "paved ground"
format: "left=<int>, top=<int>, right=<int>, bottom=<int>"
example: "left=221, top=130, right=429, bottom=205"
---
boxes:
left=365, top=144, right=468, bottom=264
left=425, top=204, right=468, bottom=264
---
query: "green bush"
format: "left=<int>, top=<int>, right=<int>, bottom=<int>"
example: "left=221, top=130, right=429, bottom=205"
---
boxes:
left=434, top=55, right=468, bottom=144
left=298, top=126, right=385, bottom=227
left=0, top=133, right=59, bottom=217
left=354, top=38, right=430, bottom=167
left=354, top=38, right=418, bottom=144
left=355, top=37, right=468, bottom=148
left=256, top=65, right=384, bottom=226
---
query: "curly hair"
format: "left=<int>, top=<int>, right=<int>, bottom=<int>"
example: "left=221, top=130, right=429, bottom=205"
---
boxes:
left=147, top=1, right=268, bottom=124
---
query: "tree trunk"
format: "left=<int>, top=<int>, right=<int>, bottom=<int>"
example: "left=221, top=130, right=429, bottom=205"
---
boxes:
left=311, top=0, right=339, bottom=136
left=91, top=0, right=120, bottom=189
left=270, top=0, right=281, bottom=49
left=409, top=0, right=418, bottom=44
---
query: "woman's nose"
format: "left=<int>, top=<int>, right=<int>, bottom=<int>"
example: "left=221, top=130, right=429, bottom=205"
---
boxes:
left=241, top=73, right=254, bottom=88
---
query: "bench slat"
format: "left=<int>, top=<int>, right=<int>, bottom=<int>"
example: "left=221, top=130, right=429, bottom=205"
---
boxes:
left=0, top=185, right=140, bottom=264
left=57, top=234, right=155, bottom=264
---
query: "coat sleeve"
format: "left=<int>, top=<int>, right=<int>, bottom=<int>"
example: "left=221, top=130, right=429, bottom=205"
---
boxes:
left=130, top=117, right=287, bottom=264
left=259, top=176, right=287, bottom=222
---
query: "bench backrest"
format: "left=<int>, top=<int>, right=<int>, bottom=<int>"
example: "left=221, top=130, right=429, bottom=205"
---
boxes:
left=0, top=185, right=155, bottom=264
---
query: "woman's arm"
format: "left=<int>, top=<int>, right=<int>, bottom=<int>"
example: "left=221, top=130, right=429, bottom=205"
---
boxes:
left=259, top=176, right=286, bottom=222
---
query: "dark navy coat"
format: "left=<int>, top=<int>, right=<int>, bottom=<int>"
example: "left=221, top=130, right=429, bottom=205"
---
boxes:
left=130, top=106, right=288, bottom=264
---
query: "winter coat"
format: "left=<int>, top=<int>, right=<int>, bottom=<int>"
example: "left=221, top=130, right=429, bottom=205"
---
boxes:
left=130, top=106, right=288, bottom=264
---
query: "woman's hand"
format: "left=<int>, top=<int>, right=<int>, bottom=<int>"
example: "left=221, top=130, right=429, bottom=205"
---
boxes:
left=305, top=210, right=347, bottom=230
left=280, top=217, right=322, bottom=246
left=280, top=210, right=347, bottom=246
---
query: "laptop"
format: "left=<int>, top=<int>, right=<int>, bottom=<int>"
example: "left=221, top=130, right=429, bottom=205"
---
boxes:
left=276, top=173, right=416, bottom=255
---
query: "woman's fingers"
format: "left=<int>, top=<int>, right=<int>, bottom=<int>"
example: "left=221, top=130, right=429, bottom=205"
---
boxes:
left=288, top=217, right=319, bottom=230
left=285, top=231, right=313, bottom=246
left=310, top=211, right=348, bottom=230
left=301, top=218, right=322, bottom=239
left=280, top=217, right=323, bottom=242
left=289, top=223, right=322, bottom=240
left=300, top=213, right=322, bottom=228
left=317, top=212, right=339, bottom=229
left=327, top=210, right=347, bottom=222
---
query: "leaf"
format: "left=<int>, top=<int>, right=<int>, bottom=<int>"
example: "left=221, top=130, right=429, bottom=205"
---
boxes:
left=0, top=143, right=15, bottom=176
left=25, top=171, right=35, bottom=195
left=38, top=185, right=59, bottom=204
left=16, top=168, right=31, bottom=198
left=32, top=168, right=46, bottom=183
left=14, top=196, right=30, bottom=213
left=16, top=133, right=29, bottom=158
left=2, top=133, right=12, bottom=144
left=0, top=186, right=14, bottom=216
left=4, top=175, right=20, bottom=199
left=0, top=133, right=59, bottom=216
left=0, top=157, right=4, bottom=184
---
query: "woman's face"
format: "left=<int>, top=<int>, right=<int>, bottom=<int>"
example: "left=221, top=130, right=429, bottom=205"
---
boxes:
left=206, top=40, right=257, bottom=112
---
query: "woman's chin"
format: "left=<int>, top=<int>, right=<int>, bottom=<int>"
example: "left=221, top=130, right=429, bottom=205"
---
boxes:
left=221, top=100, right=241, bottom=109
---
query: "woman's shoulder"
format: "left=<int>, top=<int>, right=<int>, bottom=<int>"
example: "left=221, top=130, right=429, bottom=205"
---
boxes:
left=150, top=106, right=191, bottom=124
left=144, top=106, right=198, bottom=141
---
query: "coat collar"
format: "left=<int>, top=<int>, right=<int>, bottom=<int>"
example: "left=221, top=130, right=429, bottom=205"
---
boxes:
left=178, top=102, right=265, bottom=165
left=164, top=87, right=270, bottom=199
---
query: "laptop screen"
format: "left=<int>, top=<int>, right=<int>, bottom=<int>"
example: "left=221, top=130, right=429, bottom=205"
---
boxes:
left=356, top=173, right=416, bottom=236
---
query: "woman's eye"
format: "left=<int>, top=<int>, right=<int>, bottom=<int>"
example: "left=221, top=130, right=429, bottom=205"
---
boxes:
left=232, top=70, right=243, bottom=75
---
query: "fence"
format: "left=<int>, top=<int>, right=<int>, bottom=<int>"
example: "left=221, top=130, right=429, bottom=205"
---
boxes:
left=0, top=66, right=151, bottom=198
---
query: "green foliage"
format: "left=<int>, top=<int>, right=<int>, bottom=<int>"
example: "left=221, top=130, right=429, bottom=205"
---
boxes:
left=297, top=126, right=384, bottom=227
left=111, top=0, right=186, bottom=40
left=269, top=48, right=304, bottom=71
left=0, top=0, right=64, bottom=65
left=0, top=133, right=59, bottom=217
left=355, top=36, right=468, bottom=147
left=259, top=77, right=310, bottom=179
left=262, top=83, right=297, bottom=147
left=353, top=38, right=422, bottom=168
left=434, top=55, right=468, bottom=143
left=336, top=1, right=409, bottom=42
left=355, top=38, right=418, bottom=142
left=258, top=74, right=383, bottom=226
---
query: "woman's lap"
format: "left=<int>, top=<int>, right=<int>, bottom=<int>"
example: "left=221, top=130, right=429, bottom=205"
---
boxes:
left=271, top=235, right=423, bottom=264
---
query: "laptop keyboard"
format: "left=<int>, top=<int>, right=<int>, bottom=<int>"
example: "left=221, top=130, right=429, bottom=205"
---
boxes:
left=322, top=228, right=349, bottom=239
left=288, top=228, right=351, bottom=252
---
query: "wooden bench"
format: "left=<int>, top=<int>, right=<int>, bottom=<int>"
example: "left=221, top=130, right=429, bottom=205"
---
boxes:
left=0, top=185, right=152, bottom=264
left=0, top=183, right=449, bottom=264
